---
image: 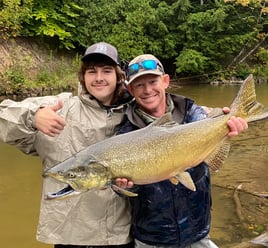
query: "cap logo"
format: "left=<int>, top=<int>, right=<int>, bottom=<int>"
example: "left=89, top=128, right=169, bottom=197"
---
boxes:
left=94, top=44, right=108, bottom=53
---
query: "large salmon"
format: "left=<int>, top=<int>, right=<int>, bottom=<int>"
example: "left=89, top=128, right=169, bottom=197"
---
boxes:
left=44, top=74, right=268, bottom=199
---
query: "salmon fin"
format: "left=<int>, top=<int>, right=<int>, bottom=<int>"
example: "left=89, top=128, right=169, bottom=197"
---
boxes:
left=112, top=184, right=138, bottom=197
left=170, top=172, right=196, bottom=191
left=150, top=112, right=177, bottom=127
left=230, top=74, right=268, bottom=123
left=205, top=139, right=231, bottom=171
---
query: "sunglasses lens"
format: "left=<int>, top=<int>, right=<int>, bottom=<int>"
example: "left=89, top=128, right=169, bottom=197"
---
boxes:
left=128, top=63, right=139, bottom=76
left=127, top=60, right=160, bottom=78
left=141, top=60, right=157, bottom=70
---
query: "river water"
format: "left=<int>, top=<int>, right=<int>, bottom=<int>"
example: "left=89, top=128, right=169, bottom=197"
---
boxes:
left=0, top=81, right=267, bottom=248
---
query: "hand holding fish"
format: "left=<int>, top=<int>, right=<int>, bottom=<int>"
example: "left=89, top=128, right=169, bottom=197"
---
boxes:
left=35, top=100, right=66, bottom=137
left=222, top=107, right=248, bottom=137
left=114, top=178, right=134, bottom=189
left=226, top=116, right=248, bottom=137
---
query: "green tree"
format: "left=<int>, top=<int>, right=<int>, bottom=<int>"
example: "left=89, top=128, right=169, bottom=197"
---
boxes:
left=173, top=0, right=266, bottom=75
left=72, top=0, right=172, bottom=60
left=1, top=0, right=267, bottom=77
left=0, top=0, right=33, bottom=39
left=175, top=49, right=210, bottom=74
left=21, top=0, right=82, bottom=49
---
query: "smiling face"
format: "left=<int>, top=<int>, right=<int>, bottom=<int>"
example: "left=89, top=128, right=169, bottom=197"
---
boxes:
left=84, top=64, right=118, bottom=106
left=127, top=74, right=170, bottom=117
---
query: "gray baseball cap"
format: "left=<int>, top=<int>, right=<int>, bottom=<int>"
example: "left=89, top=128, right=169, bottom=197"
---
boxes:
left=81, top=42, right=120, bottom=65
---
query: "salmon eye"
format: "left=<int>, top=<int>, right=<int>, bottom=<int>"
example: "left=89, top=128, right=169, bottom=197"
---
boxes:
left=67, top=171, right=76, bottom=178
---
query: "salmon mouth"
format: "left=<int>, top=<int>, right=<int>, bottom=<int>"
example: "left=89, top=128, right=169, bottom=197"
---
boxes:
left=46, top=185, right=81, bottom=200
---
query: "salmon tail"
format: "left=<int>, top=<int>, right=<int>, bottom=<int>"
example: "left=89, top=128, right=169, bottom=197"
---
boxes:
left=230, top=74, right=268, bottom=123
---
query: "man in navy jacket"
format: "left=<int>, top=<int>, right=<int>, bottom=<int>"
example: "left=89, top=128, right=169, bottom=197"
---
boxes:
left=116, top=54, right=247, bottom=248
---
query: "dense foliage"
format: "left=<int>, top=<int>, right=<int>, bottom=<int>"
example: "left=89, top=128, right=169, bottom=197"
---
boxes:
left=0, top=0, right=267, bottom=80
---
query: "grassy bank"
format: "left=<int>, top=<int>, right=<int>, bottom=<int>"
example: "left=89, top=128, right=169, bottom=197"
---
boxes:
left=0, top=38, right=80, bottom=100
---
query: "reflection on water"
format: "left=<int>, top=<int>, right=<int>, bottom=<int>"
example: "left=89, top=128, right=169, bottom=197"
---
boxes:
left=0, top=82, right=267, bottom=248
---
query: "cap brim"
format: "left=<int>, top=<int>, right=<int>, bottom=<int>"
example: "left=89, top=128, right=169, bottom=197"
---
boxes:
left=81, top=53, right=118, bottom=65
left=127, top=70, right=163, bottom=85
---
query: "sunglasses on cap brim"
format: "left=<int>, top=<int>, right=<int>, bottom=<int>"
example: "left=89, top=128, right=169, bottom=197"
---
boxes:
left=127, top=60, right=164, bottom=78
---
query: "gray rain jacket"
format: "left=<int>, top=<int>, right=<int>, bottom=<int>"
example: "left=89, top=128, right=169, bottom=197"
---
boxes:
left=0, top=92, right=132, bottom=245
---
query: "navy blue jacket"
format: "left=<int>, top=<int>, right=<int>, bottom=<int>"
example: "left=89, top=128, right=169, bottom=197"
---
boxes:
left=117, top=93, right=212, bottom=247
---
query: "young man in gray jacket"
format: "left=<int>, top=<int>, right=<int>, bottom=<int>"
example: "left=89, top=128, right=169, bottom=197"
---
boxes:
left=0, top=42, right=133, bottom=248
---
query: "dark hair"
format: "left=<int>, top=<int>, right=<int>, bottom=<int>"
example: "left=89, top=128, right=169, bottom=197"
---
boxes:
left=78, top=60, right=127, bottom=106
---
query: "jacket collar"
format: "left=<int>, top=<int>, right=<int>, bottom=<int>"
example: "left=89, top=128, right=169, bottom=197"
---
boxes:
left=125, top=93, right=194, bottom=128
